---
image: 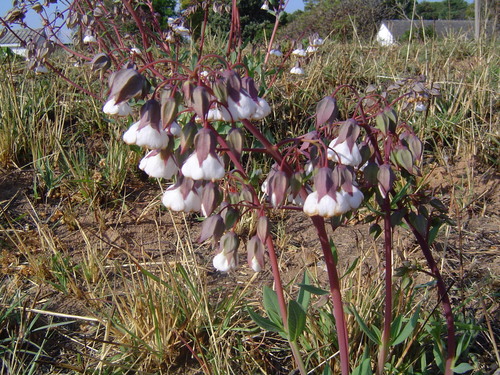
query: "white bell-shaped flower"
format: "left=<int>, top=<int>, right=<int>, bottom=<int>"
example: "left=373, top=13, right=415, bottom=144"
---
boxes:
left=103, top=98, right=132, bottom=116
left=327, top=137, right=362, bottom=167
left=139, top=150, right=178, bottom=179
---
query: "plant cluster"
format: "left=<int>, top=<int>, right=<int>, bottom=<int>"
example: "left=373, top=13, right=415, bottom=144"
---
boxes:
left=0, top=0, right=493, bottom=374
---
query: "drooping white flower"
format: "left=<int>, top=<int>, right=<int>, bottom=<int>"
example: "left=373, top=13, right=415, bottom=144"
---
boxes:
left=292, top=48, right=307, bottom=57
left=415, top=102, right=427, bottom=112
left=162, top=181, right=201, bottom=212
left=181, top=153, right=225, bottom=181
left=34, top=65, right=48, bottom=74
left=103, top=98, right=132, bottom=116
left=311, top=37, right=324, bottom=46
left=270, top=49, right=282, bottom=57
left=213, top=250, right=237, bottom=272
left=341, top=186, right=364, bottom=210
left=261, top=1, right=270, bottom=10
left=173, top=24, right=190, bottom=35
left=327, top=137, right=362, bottom=167
left=123, top=121, right=169, bottom=149
left=251, top=97, right=271, bottom=120
left=306, top=45, right=318, bottom=54
left=130, top=46, right=142, bottom=55
left=139, top=150, right=178, bottom=179
left=290, top=66, right=305, bottom=75
left=303, top=191, right=350, bottom=217
left=222, top=94, right=258, bottom=122
left=168, top=121, right=181, bottom=136
left=83, top=35, right=97, bottom=44
left=207, top=107, right=232, bottom=122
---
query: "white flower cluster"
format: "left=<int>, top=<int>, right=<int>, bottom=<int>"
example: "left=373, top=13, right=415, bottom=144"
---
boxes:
left=302, top=136, right=364, bottom=218
left=289, top=33, right=326, bottom=75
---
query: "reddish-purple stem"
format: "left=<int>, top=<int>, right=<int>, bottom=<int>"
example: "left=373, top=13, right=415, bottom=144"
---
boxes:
left=310, top=216, right=350, bottom=375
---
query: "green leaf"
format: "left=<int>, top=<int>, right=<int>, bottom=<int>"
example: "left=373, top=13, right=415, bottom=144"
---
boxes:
left=390, top=314, right=403, bottom=341
left=297, top=272, right=311, bottom=311
left=391, top=182, right=410, bottom=206
left=347, top=306, right=381, bottom=344
left=247, top=308, right=282, bottom=333
left=263, top=286, right=282, bottom=327
left=322, top=364, right=332, bottom=375
left=297, top=284, right=330, bottom=295
left=287, top=300, right=306, bottom=341
left=392, top=304, right=420, bottom=346
left=329, top=238, right=338, bottom=264
left=351, top=358, right=373, bottom=375
left=428, top=223, right=441, bottom=245
left=341, top=257, right=359, bottom=280
left=369, top=223, right=382, bottom=239
left=452, top=363, right=474, bottom=373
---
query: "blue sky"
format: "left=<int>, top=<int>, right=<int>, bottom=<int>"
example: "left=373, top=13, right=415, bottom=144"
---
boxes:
left=286, top=0, right=305, bottom=13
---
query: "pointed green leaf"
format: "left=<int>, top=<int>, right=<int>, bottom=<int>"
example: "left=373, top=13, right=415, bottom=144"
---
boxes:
left=297, top=284, right=330, bottom=296
left=452, top=363, right=474, bottom=373
left=297, top=272, right=312, bottom=311
left=351, top=358, right=373, bottom=375
left=263, top=286, right=282, bottom=326
left=287, top=300, right=306, bottom=341
left=247, top=308, right=282, bottom=333
left=392, top=304, right=420, bottom=346
left=347, top=305, right=381, bottom=344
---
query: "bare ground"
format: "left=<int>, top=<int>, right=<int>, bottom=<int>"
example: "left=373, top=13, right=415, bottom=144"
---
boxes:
left=0, top=156, right=499, bottom=373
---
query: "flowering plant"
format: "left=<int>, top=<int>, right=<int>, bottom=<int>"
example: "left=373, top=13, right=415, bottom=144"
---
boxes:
left=0, top=1, right=457, bottom=374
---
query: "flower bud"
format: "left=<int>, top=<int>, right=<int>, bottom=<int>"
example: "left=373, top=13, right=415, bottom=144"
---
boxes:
left=192, top=86, right=210, bottom=120
left=89, top=53, right=111, bottom=73
left=377, top=164, right=395, bottom=198
left=180, top=120, right=198, bottom=154
left=226, top=128, right=244, bottom=161
left=316, top=96, right=338, bottom=127
left=107, top=68, right=146, bottom=105
left=256, top=216, right=269, bottom=243
left=247, top=236, right=265, bottom=272
left=199, top=214, right=225, bottom=243
left=201, top=182, right=222, bottom=217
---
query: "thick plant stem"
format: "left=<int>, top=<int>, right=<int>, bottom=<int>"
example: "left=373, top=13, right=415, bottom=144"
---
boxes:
left=405, top=217, right=456, bottom=375
left=311, top=216, right=350, bottom=375
left=266, top=237, right=307, bottom=375
left=377, top=196, right=393, bottom=374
